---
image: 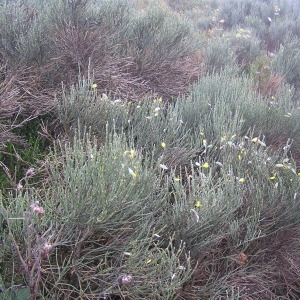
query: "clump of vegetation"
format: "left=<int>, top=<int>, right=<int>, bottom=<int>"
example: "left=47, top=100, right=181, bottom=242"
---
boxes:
left=1, top=0, right=300, bottom=299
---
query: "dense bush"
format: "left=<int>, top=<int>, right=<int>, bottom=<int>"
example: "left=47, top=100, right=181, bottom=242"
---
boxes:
left=1, top=0, right=300, bottom=299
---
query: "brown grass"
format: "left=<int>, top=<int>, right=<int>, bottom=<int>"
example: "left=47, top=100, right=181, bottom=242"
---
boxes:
left=179, top=208, right=300, bottom=299
left=255, top=66, right=283, bottom=98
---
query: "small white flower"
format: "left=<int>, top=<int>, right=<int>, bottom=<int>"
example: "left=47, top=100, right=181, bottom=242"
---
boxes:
left=102, top=93, right=109, bottom=101
left=275, top=164, right=284, bottom=168
left=159, top=164, right=168, bottom=170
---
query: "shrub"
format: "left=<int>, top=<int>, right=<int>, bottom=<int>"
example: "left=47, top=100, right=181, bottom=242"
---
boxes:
left=2, top=0, right=300, bottom=299
left=272, top=37, right=300, bottom=91
left=201, top=37, right=237, bottom=74
left=0, top=131, right=192, bottom=299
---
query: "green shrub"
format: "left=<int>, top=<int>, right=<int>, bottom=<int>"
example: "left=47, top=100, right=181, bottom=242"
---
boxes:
left=201, top=37, right=237, bottom=74
left=226, top=28, right=262, bottom=71
left=0, top=131, right=193, bottom=299
left=273, top=37, right=300, bottom=91
left=2, top=0, right=300, bottom=299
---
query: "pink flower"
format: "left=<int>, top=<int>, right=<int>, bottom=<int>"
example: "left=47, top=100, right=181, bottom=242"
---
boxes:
left=26, top=167, right=35, bottom=177
left=42, top=242, right=53, bottom=258
left=121, top=275, right=133, bottom=284
left=17, top=183, right=23, bottom=190
left=30, top=202, right=45, bottom=215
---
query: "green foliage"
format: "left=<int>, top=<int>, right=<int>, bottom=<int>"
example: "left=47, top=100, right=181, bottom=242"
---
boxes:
left=1, top=0, right=300, bottom=299
left=1, top=131, right=193, bottom=299
left=0, top=286, right=30, bottom=300
left=273, top=37, right=300, bottom=90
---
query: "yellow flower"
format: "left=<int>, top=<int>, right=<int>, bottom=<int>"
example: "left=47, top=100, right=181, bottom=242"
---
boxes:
left=202, top=162, right=209, bottom=169
left=238, top=154, right=242, bottom=160
left=91, top=83, right=97, bottom=89
left=252, top=137, right=258, bottom=143
left=128, top=168, right=137, bottom=178
left=153, top=97, right=162, bottom=103
left=174, top=177, right=180, bottom=182
left=269, top=176, right=276, bottom=180
left=203, top=139, right=207, bottom=145
left=195, top=201, right=202, bottom=208
left=129, top=150, right=135, bottom=159
left=146, top=259, right=152, bottom=264
left=297, top=172, right=300, bottom=177
left=200, top=132, right=204, bottom=136
left=161, top=142, right=166, bottom=148
left=238, top=178, right=245, bottom=183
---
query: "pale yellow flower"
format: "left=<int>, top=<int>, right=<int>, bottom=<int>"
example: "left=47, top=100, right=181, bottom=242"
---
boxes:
left=195, top=201, right=202, bottom=208
left=238, top=178, right=245, bottom=183
left=129, top=150, right=135, bottom=159
left=91, top=83, right=97, bottom=89
left=202, top=162, right=209, bottom=169
left=161, top=142, right=166, bottom=148
left=128, top=168, right=137, bottom=178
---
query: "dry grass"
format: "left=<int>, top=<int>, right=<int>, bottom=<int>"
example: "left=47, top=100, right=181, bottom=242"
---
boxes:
left=255, top=66, right=283, bottom=99
left=179, top=222, right=300, bottom=299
